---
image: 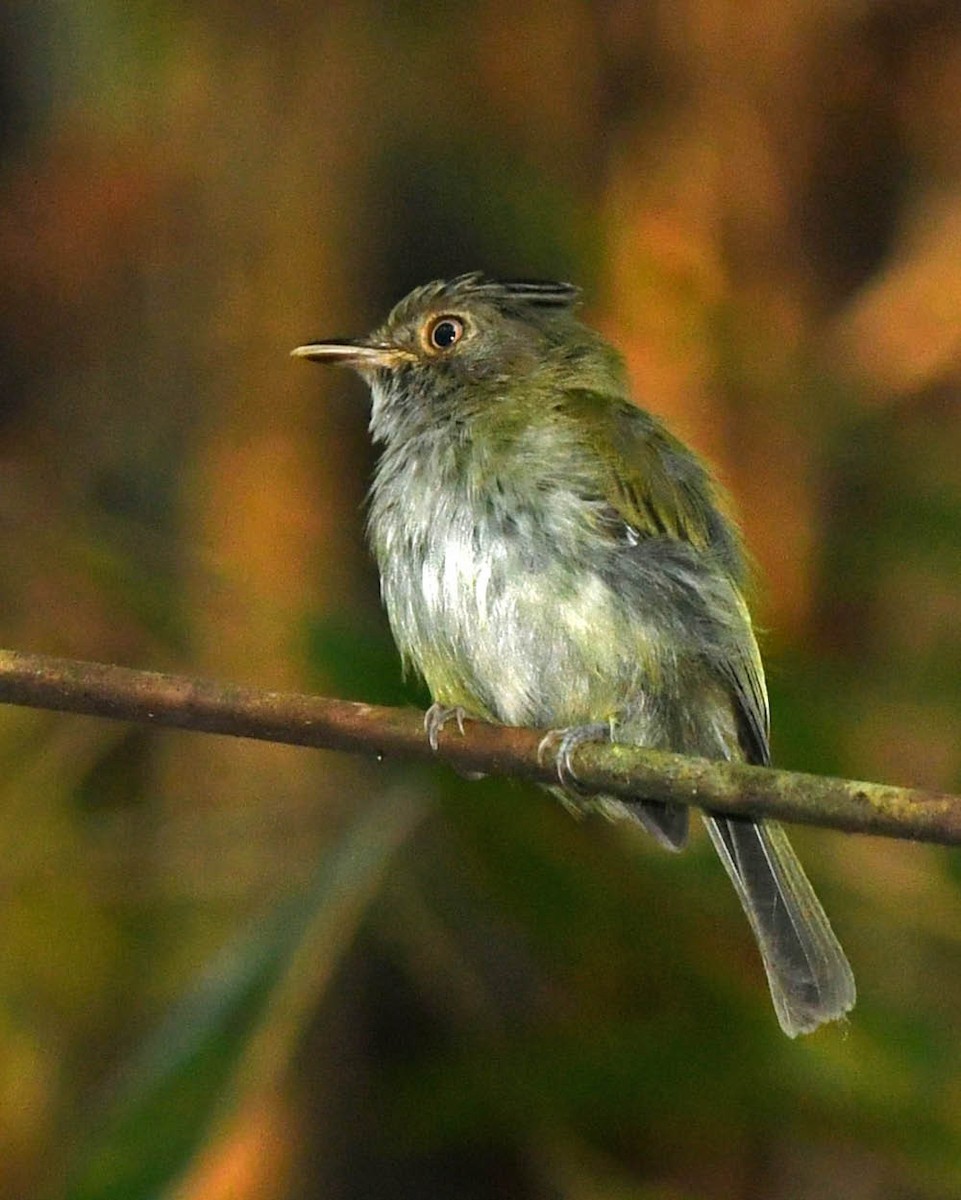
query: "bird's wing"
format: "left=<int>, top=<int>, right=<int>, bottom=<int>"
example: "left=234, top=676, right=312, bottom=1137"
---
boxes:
left=562, top=389, right=739, bottom=557
left=563, top=388, right=770, bottom=766
left=717, top=596, right=771, bottom=766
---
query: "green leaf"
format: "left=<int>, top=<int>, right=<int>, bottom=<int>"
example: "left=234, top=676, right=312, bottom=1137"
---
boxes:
left=65, top=787, right=425, bottom=1200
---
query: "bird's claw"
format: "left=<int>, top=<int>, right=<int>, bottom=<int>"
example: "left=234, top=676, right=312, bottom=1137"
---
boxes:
left=537, top=722, right=612, bottom=794
left=424, top=703, right=469, bottom=751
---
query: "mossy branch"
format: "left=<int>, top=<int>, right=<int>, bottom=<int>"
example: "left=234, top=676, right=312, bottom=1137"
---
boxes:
left=0, top=647, right=956, bottom=844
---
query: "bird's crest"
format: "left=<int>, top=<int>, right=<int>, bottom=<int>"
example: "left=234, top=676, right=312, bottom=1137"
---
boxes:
left=385, top=273, right=581, bottom=328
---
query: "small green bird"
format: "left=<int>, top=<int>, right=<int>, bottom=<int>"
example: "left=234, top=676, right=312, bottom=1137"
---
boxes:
left=293, top=273, right=855, bottom=1037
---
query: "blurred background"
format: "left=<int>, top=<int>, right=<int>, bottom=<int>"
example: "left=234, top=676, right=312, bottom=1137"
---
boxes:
left=2, top=1, right=961, bottom=1197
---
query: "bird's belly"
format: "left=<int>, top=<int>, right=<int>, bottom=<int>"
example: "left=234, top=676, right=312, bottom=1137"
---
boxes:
left=384, top=527, right=652, bottom=729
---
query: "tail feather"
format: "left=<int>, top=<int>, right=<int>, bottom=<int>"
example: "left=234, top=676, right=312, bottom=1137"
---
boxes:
left=703, top=814, right=856, bottom=1037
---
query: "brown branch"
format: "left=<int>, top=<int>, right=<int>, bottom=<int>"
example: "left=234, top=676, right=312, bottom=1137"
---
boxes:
left=0, top=647, right=957, bottom=844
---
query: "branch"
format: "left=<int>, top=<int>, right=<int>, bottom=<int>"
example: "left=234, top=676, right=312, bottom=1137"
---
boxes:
left=0, top=647, right=957, bottom=844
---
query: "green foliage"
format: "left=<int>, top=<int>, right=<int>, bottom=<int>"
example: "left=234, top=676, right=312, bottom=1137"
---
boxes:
left=306, top=613, right=429, bottom=708
left=64, top=790, right=424, bottom=1200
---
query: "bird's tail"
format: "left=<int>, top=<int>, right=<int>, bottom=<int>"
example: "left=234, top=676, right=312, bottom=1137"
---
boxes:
left=703, top=814, right=856, bottom=1037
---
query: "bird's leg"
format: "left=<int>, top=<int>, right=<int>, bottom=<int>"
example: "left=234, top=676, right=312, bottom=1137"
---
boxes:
left=424, top=702, right=469, bottom=751
left=537, top=721, right=612, bottom=794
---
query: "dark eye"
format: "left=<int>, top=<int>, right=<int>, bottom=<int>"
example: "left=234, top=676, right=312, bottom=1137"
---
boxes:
left=428, top=315, right=464, bottom=350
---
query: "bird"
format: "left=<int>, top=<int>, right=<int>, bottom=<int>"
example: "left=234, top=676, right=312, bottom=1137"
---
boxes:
left=292, top=272, right=856, bottom=1037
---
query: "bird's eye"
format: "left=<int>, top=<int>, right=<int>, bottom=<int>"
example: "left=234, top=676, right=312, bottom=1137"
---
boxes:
left=427, top=315, right=464, bottom=351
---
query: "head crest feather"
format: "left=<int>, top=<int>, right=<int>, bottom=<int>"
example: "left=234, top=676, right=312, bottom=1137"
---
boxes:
left=385, top=272, right=581, bottom=328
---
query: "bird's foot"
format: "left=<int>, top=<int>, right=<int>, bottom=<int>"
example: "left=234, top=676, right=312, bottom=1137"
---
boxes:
left=424, top=702, right=469, bottom=752
left=537, top=722, right=612, bottom=794
left=424, top=703, right=486, bottom=780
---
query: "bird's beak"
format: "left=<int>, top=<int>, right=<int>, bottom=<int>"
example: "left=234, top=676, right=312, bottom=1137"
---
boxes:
left=290, top=339, right=408, bottom=369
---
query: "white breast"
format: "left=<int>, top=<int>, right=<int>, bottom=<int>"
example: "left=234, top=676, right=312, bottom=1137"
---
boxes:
left=376, top=478, right=641, bottom=727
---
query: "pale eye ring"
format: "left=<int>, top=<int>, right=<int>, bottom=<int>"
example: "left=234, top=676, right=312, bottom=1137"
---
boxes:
left=427, top=315, right=464, bottom=351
